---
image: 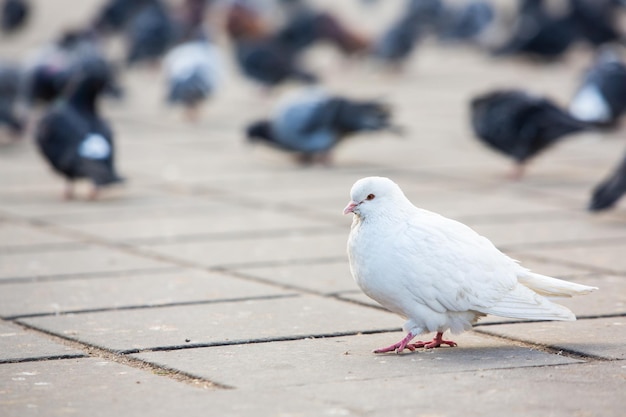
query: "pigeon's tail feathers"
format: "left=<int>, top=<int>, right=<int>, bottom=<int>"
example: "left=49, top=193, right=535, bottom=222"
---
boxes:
left=479, top=284, right=576, bottom=321
left=518, top=273, right=598, bottom=298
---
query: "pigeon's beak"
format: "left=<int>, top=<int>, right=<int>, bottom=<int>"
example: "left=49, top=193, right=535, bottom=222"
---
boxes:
left=343, top=201, right=358, bottom=215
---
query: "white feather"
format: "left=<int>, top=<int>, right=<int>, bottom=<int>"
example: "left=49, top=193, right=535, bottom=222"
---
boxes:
left=78, top=133, right=110, bottom=160
left=346, top=177, right=597, bottom=337
left=569, top=84, right=611, bottom=123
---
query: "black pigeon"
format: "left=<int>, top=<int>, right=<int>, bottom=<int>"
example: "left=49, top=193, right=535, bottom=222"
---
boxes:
left=589, top=148, right=626, bottom=211
left=93, top=0, right=152, bottom=34
left=125, top=0, right=175, bottom=66
left=246, top=89, right=399, bottom=164
left=569, top=0, right=624, bottom=47
left=35, top=58, right=123, bottom=200
left=569, top=49, right=626, bottom=126
left=0, top=62, right=25, bottom=137
left=470, top=89, right=589, bottom=178
left=1, top=0, right=29, bottom=34
left=494, top=0, right=578, bottom=60
left=164, top=35, right=224, bottom=120
left=25, top=29, right=122, bottom=106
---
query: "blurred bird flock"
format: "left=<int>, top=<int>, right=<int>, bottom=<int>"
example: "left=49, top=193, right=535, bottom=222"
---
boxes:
left=1, top=0, right=626, bottom=210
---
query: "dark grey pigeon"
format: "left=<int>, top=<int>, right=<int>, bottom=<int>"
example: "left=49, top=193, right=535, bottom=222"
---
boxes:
left=493, top=0, right=578, bottom=60
left=1, top=0, right=29, bottom=34
left=437, top=1, right=495, bottom=43
left=36, top=58, right=123, bottom=200
left=125, top=0, right=175, bottom=66
left=569, top=49, right=626, bottom=127
left=470, top=89, right=589, bottom=179
left=93, top=0, right=153, bottom=34
left=246, top=88, right=400, bottom=164
left=589, top=148, right=626, bottom=211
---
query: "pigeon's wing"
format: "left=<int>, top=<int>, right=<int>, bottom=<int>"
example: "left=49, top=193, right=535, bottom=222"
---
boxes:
left=394, top=209, right=574, bottom=321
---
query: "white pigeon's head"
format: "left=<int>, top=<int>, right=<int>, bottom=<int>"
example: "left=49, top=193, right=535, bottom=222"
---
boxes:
left=343, top=176, right=407, bottom=218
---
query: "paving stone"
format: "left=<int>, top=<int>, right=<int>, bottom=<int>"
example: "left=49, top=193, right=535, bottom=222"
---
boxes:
left=0, top=245, right=173, bottom=282
left=476, top=317, right=625, bottom=360
left=284, top=361, right=626, bottom=417
left=232, top=259, right=358, bottom=294
left=141, top=231, right=348, bottom=268
left=0, top=222, right=78, bottom=252
left=468, top=215, right=626, bottom=249
left=0, top=322, right=84, bottom=362
left=133, top=331, right=580, bottom=390
left=0, top=358, right=333, bottom=417
left=19, top=295, right=400, bottom=352
left=518, top=241, right=626, bottom=274
left=56, top=206, right=336, bottom=242
left=0, top=269, right=291, bottom=318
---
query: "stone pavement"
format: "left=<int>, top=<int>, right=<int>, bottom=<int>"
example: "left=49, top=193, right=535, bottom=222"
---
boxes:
left=1, top=1, right=625, bottom=416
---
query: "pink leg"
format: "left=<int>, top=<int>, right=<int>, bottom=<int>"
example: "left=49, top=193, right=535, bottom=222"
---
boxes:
left=508, top=163, right=526, bottom=181
left=408, top=332, right=457, bottom=349
left=373, top=332, right=415, bottom=354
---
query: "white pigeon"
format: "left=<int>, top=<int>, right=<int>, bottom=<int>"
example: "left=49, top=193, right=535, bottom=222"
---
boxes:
left=344, top=176, right=597, bottom=354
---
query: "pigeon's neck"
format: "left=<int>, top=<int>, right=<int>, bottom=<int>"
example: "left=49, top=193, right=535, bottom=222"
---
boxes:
left=69, top=87, right=99, bottom=114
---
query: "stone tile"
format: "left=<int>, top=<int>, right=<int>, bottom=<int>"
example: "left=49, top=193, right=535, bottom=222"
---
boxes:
left=0, top=222, right=78, bottom=252
left=285, top=361, right=626, bottom=417
left=0, top=358, right=333, bottom=417
left=518, top=241, right=626, bottom=274
left=0, top=269, right=291, bottom=318
left=0, top=322, right=84, bottom=362
left=134, top=331, right=580, bottom=390
left=0, top=245, right=172, bottom=282
left=57, top=207, right=336, bottom=242
left=467, top=215, right=626, bottom=249
left=476, top=317, right=625, bottom=360
left=141, top=231, right=348, bottom=268
left=232, top=259, right=358, bottom=294
left=19, top=295, right=400, bottom=352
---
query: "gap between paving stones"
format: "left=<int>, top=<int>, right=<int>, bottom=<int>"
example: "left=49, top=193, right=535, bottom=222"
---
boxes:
left=7, top=320, right=232, bottom=390
left=2, top=293, right=300, bottom=320
left=0, top=266, right=183, bottom=285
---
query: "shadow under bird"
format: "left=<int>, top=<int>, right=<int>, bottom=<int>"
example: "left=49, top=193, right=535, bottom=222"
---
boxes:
left=246, top=89, right=401, bottom=165
left=569, top=49, right=626, bottom=127
left=344, top=176, right=597, bottom=354
left=589, top=148, right=626, bottom=212
left=470, top=89, right=589, bottom=179
left=35, top=58, right=124, bottom=200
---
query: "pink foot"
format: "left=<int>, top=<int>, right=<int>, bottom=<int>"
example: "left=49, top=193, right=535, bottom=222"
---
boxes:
left=407, top=332, right=457, bottom=349
left=373, top=332, right=415, bottom=354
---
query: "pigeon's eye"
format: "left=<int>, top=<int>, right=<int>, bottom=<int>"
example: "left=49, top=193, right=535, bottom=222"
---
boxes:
left=366, top=194, right=375, bottom=200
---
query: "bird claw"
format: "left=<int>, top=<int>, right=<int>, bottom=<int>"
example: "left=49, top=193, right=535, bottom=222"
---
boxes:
left=373, top=332, right=457, bottom=353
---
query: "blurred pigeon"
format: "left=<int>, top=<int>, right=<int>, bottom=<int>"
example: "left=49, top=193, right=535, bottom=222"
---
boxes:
left=344, top=176, right=597, bottom=354
left=589, top=148, right=626, bottom=211
left=24, top=29, right=122, bottom=106
left=1, top=0, right=29, bottom=34
left=163, top=35, right=224, bottom=120
left=246, top=88, right=399, bottom=164
left=494, top=0, right=577, bottom=60
left=93, top=0, right=152, bottom=34
left=437, top=1, right=495, bottom=43
left=372, top=0, right=442, bottom=68
left=227, top=2, right=317, bottom=88
left=569, top=49, right=626, bottom=126
left=0, top=62, right=25, bottom=137
left=274, top=9, right=370, bottom=57
left=470, top=89, right=589, bottom=178
left=569, top=0, right=624, bottom=47
left=125, top=0, right=175, bottom=66
left=35, top=58, right=123, bottom=200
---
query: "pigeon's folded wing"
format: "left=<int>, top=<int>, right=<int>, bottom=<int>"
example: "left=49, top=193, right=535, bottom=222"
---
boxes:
left=395, top=210, right=520, bottom=314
